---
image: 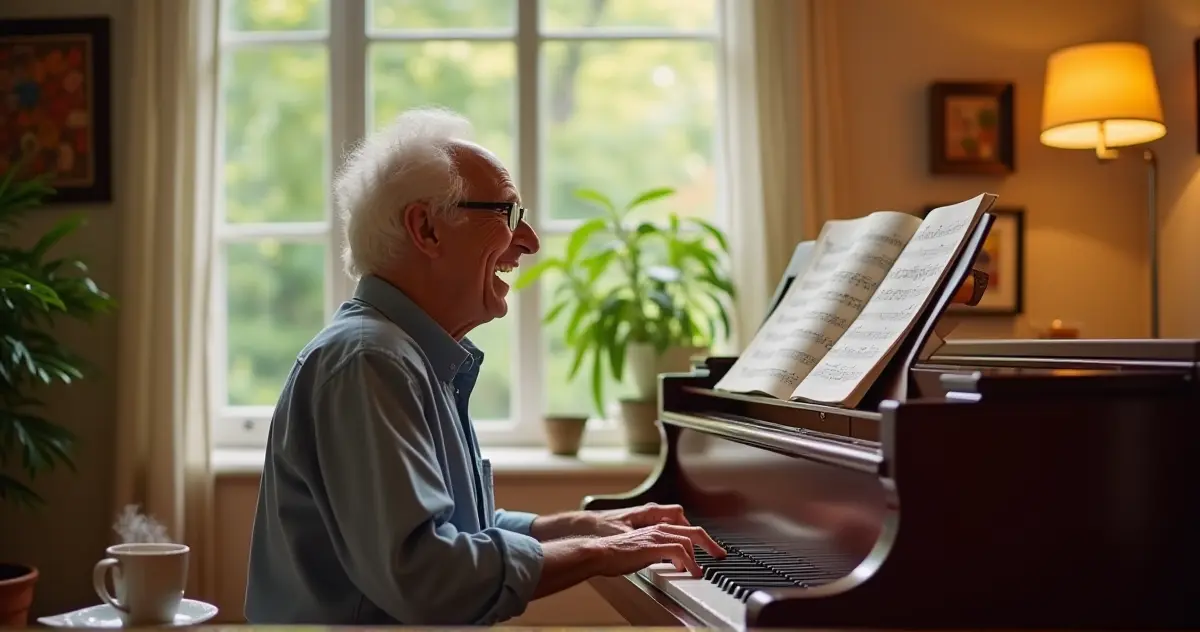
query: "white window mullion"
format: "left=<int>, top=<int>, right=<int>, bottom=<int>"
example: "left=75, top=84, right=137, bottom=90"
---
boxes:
left=220, top=30, right=328, bottom=46
left=540, top=28, right=716, bottom=41
left=513, top=0, right=543, bottom=444
left=366, top=28, right=515, bottom=41
left=330, top=0, right=369, bottom=310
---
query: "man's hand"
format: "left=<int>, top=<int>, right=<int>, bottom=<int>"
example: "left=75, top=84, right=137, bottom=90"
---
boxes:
left=592, top=523, right=727, bottom=578
left=534, top=523, right=728, bottom=599
left=529, top=502, right=695, bottom=541
left=585, top=502, right=693, bottom=536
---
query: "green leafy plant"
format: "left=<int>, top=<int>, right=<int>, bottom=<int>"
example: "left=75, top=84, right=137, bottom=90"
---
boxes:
left=0, top=166, right=115, bottom=509
left=514, top=186, right=735, bottom=415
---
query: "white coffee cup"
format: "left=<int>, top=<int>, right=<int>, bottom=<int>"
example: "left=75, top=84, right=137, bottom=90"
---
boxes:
left=92, top=543, right=190, bottom=626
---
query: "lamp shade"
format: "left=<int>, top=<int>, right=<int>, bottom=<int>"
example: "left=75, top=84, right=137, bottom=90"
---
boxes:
left=1040, top=41, right=1166, bottom=150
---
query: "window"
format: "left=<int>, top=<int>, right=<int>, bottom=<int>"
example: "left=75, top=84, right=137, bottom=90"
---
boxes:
left=212, top=0, right=725, bottom=449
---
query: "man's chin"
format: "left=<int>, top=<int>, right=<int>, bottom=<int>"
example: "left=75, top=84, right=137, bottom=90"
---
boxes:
left=485, top=295, right=509, bottom=320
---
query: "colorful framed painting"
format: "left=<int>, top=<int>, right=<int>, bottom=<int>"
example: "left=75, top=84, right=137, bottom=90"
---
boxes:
left=923, top=205, right=1024, bottom=315
left=928, top=81, right=1015, bottom=176
left=0, top=17, right=112, bottom=204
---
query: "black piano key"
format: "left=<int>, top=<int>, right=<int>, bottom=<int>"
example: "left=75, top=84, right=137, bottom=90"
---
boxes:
left=714, top=571, right=768, bottom=590
left=687, top=515, right=858, bottom=593
left=716, top=571, right=783, bottom=592
left=733, top=580, right=800, bottom=601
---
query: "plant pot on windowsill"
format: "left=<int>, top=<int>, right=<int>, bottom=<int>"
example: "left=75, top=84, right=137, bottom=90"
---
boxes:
left=543, top=415, right=589, bottom=456
left=618, top=398, right=661, bottom=456
left=627, top=343, right=709, bottom=402
left=0, top=564, right=38, bottom=627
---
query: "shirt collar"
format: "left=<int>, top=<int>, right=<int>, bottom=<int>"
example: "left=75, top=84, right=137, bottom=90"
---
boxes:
left=352, top=274, right=474, bottom=383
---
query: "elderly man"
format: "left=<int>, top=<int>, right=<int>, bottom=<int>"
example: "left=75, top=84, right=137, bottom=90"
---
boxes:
left=244, top=107, right=724, bottom=626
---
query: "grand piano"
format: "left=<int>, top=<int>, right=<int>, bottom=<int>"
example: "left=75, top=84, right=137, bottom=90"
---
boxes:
left=582, top=218, right=1200, bottom=629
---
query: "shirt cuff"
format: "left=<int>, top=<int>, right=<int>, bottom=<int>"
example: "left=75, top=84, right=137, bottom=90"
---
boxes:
left=494, top=509, right=538, bottom=536
left=488, top=529, right=544, bottom=624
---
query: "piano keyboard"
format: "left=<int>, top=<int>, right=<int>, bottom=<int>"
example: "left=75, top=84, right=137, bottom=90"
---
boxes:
left=636, top=519, right=858, bottom=630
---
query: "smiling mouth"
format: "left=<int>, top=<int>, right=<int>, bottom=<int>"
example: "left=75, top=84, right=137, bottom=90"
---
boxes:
left=494, top=261, right=519, bottom=285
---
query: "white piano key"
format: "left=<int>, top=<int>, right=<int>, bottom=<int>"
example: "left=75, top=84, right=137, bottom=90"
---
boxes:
left=637, top=563, right=747, bottom=631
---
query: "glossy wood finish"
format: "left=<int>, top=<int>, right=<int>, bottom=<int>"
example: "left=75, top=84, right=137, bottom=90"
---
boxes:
left=9, top=627, right=1195, bottom=631
left=584, top=340, right=1200, bottom=630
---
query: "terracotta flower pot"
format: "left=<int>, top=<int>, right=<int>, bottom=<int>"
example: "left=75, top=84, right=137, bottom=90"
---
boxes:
left=0, top=564, right=38, bottom=627
left=543, top=415, right=588, bottom=456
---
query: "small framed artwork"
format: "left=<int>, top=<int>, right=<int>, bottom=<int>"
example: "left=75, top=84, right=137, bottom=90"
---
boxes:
left=1194, top=39, right=1200, bottom=154
left=928, top=81, right=1015, bottom=176
left=0, top=17, right=113, bottom=204
left=923, top=205, right=1024, bottom=315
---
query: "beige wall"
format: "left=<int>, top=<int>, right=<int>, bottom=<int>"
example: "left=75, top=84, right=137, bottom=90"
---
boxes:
left=1143, top=0, right=1200, bottom=337
left=837, top=0, right=1187, bottom=340
left=2, top=0, right=1198, bottom=623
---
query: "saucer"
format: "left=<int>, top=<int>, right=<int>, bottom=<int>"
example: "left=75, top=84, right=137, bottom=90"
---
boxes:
left=37, top=598, right=219, bottom=627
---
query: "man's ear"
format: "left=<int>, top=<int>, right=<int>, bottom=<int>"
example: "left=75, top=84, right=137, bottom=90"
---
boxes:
left=402, top=201, right=442, bottom=258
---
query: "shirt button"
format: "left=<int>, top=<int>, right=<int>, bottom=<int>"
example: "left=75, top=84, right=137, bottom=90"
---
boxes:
left=449, top=363, right=457, bottom=372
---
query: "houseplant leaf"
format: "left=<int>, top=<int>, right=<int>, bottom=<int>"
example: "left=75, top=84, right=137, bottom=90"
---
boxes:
left=512, top=185, right=735, bottom=419
left=0, top=164, right=115, bottom=509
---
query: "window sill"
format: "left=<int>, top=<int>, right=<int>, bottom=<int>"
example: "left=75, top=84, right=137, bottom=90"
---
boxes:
left=212, top=446, right=658, bottom=479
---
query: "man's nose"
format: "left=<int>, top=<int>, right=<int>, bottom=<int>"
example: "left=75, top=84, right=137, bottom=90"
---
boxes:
left=513, top=221, right=540, bottom=255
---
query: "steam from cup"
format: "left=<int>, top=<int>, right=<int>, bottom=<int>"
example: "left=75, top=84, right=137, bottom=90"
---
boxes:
left=112, top=504, right=172, bottom=544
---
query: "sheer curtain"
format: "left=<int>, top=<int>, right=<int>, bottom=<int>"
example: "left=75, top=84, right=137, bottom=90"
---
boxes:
left=113, top=0, right=220, bottom=603
left=720, top=0, right=849, bottom=348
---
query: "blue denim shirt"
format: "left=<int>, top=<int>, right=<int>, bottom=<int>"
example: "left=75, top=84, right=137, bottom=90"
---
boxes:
left=244, top=275, right=544, bottom=625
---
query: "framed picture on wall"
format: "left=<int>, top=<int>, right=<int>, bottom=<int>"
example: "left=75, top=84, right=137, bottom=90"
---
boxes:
left=928, top=81, right=1015, bottom=176
left=1194, top=38, right=1200, bottom=154
left=923, top=205, right=1024, bottom=315
left=0, top=17, right=112, bottom=204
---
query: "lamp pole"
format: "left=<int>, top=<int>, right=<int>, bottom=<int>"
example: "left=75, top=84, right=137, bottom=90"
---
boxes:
left=1144, top=148, right=1159, bottom=338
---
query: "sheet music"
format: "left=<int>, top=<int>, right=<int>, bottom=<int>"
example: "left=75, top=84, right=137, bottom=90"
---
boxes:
left=714, top=212, right=923, bottom=399
left=790, top=195, right=993, bottom=406
left=763, top=240, right=817, bottom=323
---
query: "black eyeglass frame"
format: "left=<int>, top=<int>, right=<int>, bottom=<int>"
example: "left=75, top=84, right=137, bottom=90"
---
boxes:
left=458, top=201, right=526, bottom=231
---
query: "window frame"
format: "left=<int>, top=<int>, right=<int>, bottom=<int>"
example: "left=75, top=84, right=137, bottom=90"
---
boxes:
left=211, top=0, right=727, bottom=450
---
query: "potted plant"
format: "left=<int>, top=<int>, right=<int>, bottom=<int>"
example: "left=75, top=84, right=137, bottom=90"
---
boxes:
left=0, top=166, right=115, bottom=626
left=542, top=413, right=589, bottom=457
left=514, top=186, right=735, bottom=454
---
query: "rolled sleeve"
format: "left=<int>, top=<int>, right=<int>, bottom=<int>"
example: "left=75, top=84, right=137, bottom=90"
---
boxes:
left=310, top=350, right=544, bottom=625
left=494, top=509, right=538, bottom=536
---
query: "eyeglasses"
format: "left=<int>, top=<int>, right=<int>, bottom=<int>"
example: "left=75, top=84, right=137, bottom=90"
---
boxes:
left=458, top=201, right=527, bottom=231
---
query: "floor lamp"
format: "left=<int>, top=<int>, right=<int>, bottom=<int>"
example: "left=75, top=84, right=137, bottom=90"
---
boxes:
left=1039, top=41, right=1167, bottom=338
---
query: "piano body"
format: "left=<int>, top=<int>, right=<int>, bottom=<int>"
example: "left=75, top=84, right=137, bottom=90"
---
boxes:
left=584, top=338, right=1200, bottom=629
left=584, top=209, right=1200, bottom=629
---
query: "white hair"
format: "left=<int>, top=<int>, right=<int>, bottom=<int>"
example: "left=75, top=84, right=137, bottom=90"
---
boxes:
left=334, top=107, right=475, bottom=279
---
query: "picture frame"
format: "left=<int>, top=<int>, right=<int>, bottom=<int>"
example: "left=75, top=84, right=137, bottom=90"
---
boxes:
left=928, top=81, right=1015, bottom=176
left=0, top=16, right=113, bottom=204
left=922, top=205, right=1024, bottom=315
left=1194, top=39, right=1200, bottom=154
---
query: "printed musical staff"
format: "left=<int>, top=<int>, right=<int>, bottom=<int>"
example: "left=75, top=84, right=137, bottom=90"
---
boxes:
left=739, top=367, right=803, bottom=387
left=819, top=290, right=865, bottom=311
left=777, top=348, right=821, bottom=367
left=911, top=218, right=971, bottom=241
left=831, top=270, right=880, bottom=292
left=888, top=263, right=942, bottom=283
